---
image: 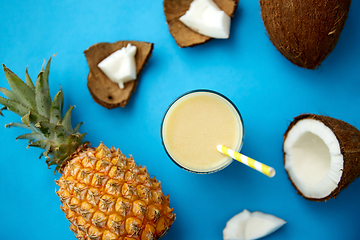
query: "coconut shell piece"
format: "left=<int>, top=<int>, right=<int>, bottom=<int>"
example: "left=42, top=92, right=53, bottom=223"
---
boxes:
left=84, top=41, right=154, bottom=109
left=283, top=114, right=360, bottom=201
left=260, top=0, right=351, bottom=69
left=164, top=0, right=239, bottom=48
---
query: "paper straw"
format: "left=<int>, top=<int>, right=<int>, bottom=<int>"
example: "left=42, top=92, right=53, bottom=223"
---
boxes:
left=217, top=145, right=276, bottom=177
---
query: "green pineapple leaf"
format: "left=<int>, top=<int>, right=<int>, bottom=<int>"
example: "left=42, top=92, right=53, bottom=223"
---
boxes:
left=34, top=121, right=56, bottom=140
left=35, top=71, right=51, bottom=118
left=42, top=57, right=51, bottom=90
left=62, top=106, right=74, bottom=133
left=0, top=96, right=29, bottom=117
left=25, top=68, right=35, bottom=92
left=21, top=111, right=47, bottom=127
left=16, top=133, right=44, bottom=143
left=1, top=57, right=85, bottom=173
left=5, top=122, right=28, bottom=129
left=3, top=64, right=36, bottom=110
left=0, top=87, right=17, bottom=101
left=74, top=122, right=84, bottom=133
left=21, top=112, right=31, bottom=127
left=50, top=89, right=63, bottom=124
left=54, top=125, right=68, bottom=143
left=29, top=139, right=52, bottom=149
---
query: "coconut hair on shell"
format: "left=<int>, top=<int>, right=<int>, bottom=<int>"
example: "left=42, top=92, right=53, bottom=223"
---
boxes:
left=260, top=0, right=351, bottom=69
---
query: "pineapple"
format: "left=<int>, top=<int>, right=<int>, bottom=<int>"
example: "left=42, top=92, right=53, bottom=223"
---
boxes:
left=0, top=57, right=176, bottom=240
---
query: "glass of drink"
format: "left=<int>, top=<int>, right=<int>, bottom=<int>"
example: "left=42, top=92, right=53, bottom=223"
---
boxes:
left=161, top=90, right=244, bottom=174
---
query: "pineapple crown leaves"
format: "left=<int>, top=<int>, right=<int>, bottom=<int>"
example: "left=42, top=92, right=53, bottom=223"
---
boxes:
left=0, top=57, right=86, bottom=173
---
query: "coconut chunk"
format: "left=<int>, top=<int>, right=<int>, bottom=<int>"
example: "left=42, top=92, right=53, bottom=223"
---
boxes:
left=97, top=43, right=137, bottom=89
left=223, top=209, right=286, bottom=240
left=179, top=0, right=231, bottom=39
left=84, top=41, right=153, bottom=109
left=163, top=0, right=238, bottom=48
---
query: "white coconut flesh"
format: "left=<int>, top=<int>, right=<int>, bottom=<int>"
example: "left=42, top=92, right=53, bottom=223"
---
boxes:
left=284, top=118, right=344, bottom=199
left=223, top=209, right=286, bottom=240
left=179, top=0, right=231, bottom=39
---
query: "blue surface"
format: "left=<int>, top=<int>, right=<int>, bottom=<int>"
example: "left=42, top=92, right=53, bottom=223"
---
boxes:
left=0, top=1, right=359, bottom=239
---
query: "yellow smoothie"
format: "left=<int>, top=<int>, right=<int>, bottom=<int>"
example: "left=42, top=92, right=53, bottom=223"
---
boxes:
left=161, top=91, right=244, bottom=173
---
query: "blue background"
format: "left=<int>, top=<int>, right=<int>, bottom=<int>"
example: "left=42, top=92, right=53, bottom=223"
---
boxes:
left=0, top=1, right=359, bottom=239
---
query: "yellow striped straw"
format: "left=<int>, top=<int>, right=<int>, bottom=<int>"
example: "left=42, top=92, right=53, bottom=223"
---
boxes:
left=217, top=145, right=276, bottom=177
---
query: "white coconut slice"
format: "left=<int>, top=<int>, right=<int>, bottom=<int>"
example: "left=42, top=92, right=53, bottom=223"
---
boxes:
left=283, top=114, right=360, bottom=201
left=179, top=0, right=231, bottom=39
left=223, top=209, right=286, bottom=240
left=97, top=43, right=137, bottom=89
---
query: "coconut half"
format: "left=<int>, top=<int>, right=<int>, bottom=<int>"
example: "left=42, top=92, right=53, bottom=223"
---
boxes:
left=223, top=209, right=286, bottom=240
left=283, top=114, right=360, bottom=201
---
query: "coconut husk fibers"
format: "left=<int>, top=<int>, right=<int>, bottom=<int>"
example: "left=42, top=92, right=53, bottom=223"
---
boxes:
left=84, top=41, right=154, bottom=109
left=283, top=114, right=360, bottom=201
left=164, top=0, right=239, bottom=48
left=260, top=0, right=351, bottom=70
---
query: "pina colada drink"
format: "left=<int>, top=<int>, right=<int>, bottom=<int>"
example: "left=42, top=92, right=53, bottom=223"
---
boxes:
left=161, top=90, right=244, bottom=173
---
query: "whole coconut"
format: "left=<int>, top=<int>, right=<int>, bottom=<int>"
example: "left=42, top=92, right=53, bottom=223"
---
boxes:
left=260, top=0, right=351, bottom=69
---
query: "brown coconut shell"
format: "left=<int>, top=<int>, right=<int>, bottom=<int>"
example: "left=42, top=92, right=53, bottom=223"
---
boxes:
left=283, top=114, right=360, bottom=201
left=260, top=0, right=351, bottom=69
left=84, top=41, right=154, bottom=109
left=164, top=0, right=239, bottom=48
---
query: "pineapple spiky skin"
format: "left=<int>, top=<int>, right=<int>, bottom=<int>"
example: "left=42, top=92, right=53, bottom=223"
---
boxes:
left=0, top=58, right=175, bottom=239
left=56, top=143, right=175, bottom=240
